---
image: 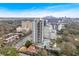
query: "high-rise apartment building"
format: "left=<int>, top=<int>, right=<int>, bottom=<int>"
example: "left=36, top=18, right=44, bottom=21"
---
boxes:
left=32, top=18, right=44, bottom=44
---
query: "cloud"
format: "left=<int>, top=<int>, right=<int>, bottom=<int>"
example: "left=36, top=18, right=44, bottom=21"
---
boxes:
left=46, top=4, right=66, bottom=9
left=52, top=9, right=79, bottom=18
left=0, top=7, right=79, bottom=18
left=46, top=4, right=73, bottom=9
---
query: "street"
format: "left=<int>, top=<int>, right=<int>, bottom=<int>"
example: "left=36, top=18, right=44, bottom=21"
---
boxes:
left=15, top=34, right=32, bottom=49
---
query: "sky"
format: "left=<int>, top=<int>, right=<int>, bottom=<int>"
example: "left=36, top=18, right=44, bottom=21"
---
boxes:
left=0, top=3, right=79, bottom=17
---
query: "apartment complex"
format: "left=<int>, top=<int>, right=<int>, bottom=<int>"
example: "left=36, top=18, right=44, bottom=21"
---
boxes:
left=22, top=21, right=32, bottom=31
left=16, top=21, right=32, bottom=33
left=32, top=18, right=44, bottom=44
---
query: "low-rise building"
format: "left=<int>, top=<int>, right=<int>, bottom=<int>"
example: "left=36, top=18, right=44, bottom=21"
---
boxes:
left=19, top=46, right=27, bottom=52
left=3, top=33, right=20, bottom=44
left=26, top=45, right=37, bottom=53
left=19, top=45, right=37, bottom=54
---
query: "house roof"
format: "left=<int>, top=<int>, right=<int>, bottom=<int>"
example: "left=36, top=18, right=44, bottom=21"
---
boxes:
left=26, top=45, right=37, bottom=53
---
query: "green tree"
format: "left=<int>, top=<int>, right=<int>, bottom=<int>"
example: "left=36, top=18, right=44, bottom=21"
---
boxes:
left=25, top=40, right=32, bottom=48
left=37, top=49, right=48, bottom=56
left=60, top=42, right=77, bottom=56
left=0, top=47, right=19, bottom=56
left=56, top=38, right=63, bottom=44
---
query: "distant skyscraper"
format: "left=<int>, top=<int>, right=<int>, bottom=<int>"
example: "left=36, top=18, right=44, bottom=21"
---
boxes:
left=44, top=19, right=48, bottom=26
left=32, top=18, right=44, bottom=44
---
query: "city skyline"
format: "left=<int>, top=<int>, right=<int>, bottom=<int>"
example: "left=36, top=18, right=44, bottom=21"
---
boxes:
left=0, top=3, right=79, bottom=17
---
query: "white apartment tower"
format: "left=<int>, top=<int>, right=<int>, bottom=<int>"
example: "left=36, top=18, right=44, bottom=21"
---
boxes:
left=32, top=18, right=44, bottom=44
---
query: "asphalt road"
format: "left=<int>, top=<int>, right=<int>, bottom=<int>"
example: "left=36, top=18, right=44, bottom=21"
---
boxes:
left=15, top=34, right=32, bottom=49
